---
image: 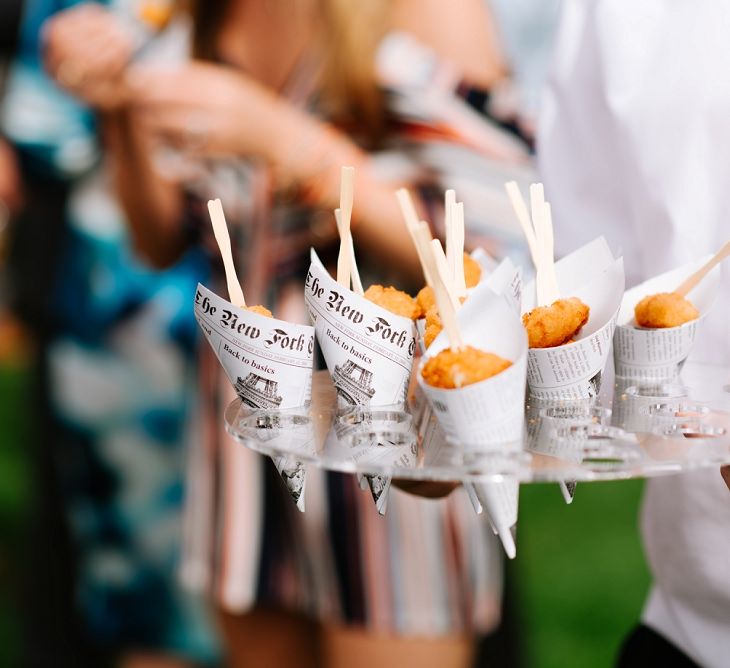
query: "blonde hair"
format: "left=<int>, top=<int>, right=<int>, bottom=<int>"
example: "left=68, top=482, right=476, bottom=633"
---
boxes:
left=189, top=0, right=388, bottom=141
left=317, top=0, right=388, bottom=139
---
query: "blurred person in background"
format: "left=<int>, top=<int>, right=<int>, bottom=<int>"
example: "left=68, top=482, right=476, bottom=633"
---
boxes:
left=0, top=0, right=29, bottom=357
left=2, top=1, right=219, bottom=666
left=45, top=1, right=533, bottom=666
left=539, top=1, right=730, bottom=666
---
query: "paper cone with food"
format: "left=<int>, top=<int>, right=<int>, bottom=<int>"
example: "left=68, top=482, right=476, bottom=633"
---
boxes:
left=505, top=183, right=625, bottom=400
left=305, top=250, right=418, bottom=408
left=196, top=284, right=315, bottom=410
left=195, top=200, right=315, bottom=409
left=520, top=237, right=624, bottom=400
left=613, top=249, right=725, bottom=381
left=196, top=284, right=313, bottom=516
left=305, top=171, right=419, bottom=409
left=396, top=189, right=526, bottom=557
left=307, top=168, right=422, bottom=509
left=418, top=283, right=528, bottom=448
left=195, top=200, right=316, bottom=510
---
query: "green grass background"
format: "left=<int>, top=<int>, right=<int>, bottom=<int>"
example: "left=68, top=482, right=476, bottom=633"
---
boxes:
left=0, top=363, right=31, bottom=668
left=0, top=359, right=650, bottom=667
left=514, top=481, right=650, bottom=667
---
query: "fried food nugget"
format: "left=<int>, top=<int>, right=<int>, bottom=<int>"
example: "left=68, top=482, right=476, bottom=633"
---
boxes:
left=422, top=346, right=512, bottom=389
left=522, top=297, right=590, bottom=348
left=423, top=306, right=443, bottom=348
left=634, top=292, right=699, bottom=328
left=247, top=305, right=273, bottom=318
left=416, top=286, right=436, bottom=318
left=463, top=253, right=482, bottom=288
left=364, top=285, right=420, bottom=320
left=424, top=325, right=441, bottom=349
left=415, top=253, right=483, bottom=319
left=425, top=307, right=441, bottom=329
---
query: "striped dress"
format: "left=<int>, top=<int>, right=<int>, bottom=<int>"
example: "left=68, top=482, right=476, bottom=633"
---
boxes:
left=180, top=30, right=535, bottom=636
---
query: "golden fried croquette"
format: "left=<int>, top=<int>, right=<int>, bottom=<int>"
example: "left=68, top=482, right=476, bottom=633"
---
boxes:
left=634, top=292, right=699, bottom=328
left=423, top=306, right=443, bottom=348
left=522, top=297, right=590, bottom=348
left=416, top=286, right=436, bottom=318
left=423, top=325, right=441, bottom=349
left=247, top=304, right=273, bottom=318
left=364, top=285, right=420, bottom=320
left=425, top=306, right=441, bottom=329
left=463, top=252, right=482, bottom=288
left=422, top=346, right=512, bottom=389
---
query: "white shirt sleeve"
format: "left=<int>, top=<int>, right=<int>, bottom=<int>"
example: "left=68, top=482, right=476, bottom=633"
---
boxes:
left=538, top=3, right=730, bottom=666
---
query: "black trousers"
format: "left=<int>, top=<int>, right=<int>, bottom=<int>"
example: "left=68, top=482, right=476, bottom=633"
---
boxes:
left=618, top=624, right=700, bottom=668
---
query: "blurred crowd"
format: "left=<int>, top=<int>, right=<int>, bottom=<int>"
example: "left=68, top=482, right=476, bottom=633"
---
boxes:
left=0, top=1, right=553, bottom=667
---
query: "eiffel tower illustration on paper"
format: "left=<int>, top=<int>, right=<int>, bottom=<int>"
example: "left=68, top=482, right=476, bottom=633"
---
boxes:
left=235, top=373, right=284, bottom=410
left=332, top=359, right=376, bottom=405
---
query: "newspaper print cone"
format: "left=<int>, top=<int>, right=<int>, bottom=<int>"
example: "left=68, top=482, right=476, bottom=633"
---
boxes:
left=522, top=237, right=625, bottom=401
left=306, top=250, right=417, bottom=513
left=194, top=284, right=316, bottom=509
left=471, top=478, right=519, bottom=559
left=418, top=281, right=527, bottom=449
left=195, top=284, right=315, bottom=409
left=418, top=282, right=527, bottom=558
left=464, top=249, right=522, bottom=513
left=305, top=251, right=417, bottom=408
left=613, top=257, right=720, bottom=381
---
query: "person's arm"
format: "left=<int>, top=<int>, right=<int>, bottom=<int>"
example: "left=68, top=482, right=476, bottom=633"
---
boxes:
left=390, top=0, right=507, bottom=89
left=126, top=62, right=422, bottom=273
left=102, top=109, right=187, bottom=266
left=45, top=3, right=422, bottom=273
left=42, top=4, right=189, bottom=266
left=0, top=137, right=22, bottom=214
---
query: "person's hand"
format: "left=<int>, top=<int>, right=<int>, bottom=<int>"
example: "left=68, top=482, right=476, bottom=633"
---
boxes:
left=0, top=139, right=23, bottom=216
left=125, top=62, right=288, bottom=160
left=722, top=466, right=730, bottom=491
left=43, top=3, right=135, bottom=110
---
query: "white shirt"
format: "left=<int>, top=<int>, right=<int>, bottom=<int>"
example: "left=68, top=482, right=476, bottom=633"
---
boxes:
left=538, top=2, right=730, bottom=665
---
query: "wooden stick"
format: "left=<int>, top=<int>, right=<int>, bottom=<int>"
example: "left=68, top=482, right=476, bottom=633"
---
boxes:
left=505, top=181, right=540, bottom=268
left=336, top=166, right=355, bottom=288
left=339, top=166, right=355, bottom=228
left=431, top=239, right=461, bottom=312
left=675, top=241, right=730, bottom=297
left=396, top=189, right=434, bottom=288
left=415, top=222, right=435, bottom=288
left=454, top=202, right=467, bottom=297
left=335, top=209, right=364, bottom=296
left=207, top=199, right=246, bottom=308
left=529, top=185, right=548, bottom=306
left=415, top=227, right=464, bottom=349
left=540, top=202, right=561, bottom=304
left=396, top=187, right=420, bottom=230
left=445, top=189, right=457, bottom=286
left=530, top=184, right=560, bottom=306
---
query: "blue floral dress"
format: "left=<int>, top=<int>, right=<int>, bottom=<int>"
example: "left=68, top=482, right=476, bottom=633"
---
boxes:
left=1, top=0, right=219, bottom=661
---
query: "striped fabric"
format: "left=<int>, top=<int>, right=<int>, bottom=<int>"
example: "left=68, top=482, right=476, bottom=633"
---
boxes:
left=180, top=31, right=532, bottom=636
